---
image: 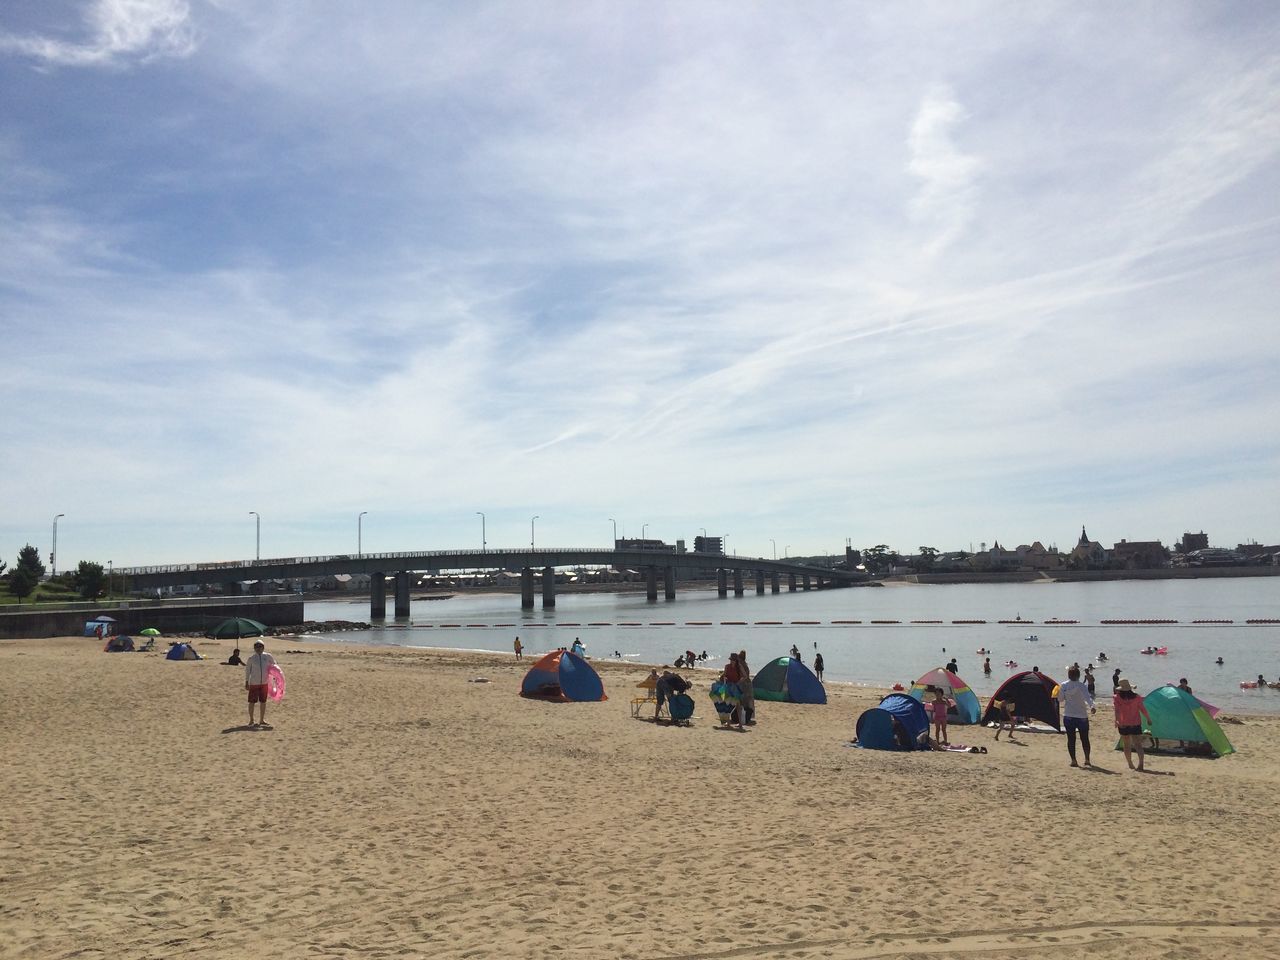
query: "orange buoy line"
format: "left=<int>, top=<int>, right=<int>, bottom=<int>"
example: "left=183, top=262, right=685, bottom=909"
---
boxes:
left=791, top=620, right=821, bottom=625
left=831, top=619, right=861, bottom=624
left=755, top=621, right=783, bottom=625
left=910, top=619, right=943, bottom=624
left=720, top=621, right=747, bottom=626
left=1247, top=618, right=1280, bottom=624
left=870, top=620, right=900, bottom=624
left=952, top=619, right=986, bottom=624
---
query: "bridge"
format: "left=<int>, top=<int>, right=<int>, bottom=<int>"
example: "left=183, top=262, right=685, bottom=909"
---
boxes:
left=118, top=547, right=869, bottom=618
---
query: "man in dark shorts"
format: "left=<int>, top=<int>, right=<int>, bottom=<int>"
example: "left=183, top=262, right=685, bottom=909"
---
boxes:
left=244, top=639, right=278, bottom=728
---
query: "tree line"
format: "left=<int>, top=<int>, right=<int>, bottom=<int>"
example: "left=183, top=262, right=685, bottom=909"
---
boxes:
left=3, top=545, right=107, bottom=602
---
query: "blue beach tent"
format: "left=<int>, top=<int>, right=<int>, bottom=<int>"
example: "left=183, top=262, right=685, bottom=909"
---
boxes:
left=165, top=642, right=202, bottom=661
left=855, top=693, right=931, bottom=750
left=752, top=656, right=827, bottom=704
left=520, top=649, right=607, bottom=702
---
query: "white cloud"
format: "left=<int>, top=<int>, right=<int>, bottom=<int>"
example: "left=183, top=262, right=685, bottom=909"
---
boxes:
left=907, top=84, right=981, bottom=257
left=0, top=0, right=196, bottom=67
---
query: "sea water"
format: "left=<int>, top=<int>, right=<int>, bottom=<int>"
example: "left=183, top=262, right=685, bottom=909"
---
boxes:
left=303, top=576, right=1280, bottom=712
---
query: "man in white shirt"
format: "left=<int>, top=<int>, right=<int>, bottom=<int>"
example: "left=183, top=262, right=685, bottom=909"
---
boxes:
left=244, top=640, right=278, bottom=728
left=1055, top=665, right=1096, bottom=767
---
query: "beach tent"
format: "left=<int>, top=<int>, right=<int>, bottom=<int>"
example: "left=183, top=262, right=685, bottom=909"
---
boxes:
left=519, top=650, right=607, bottom=702
left=752, top=657, right=827, bottom=704
left=1139, top=685, right=1235, bottom=756
left=84, top=616, right=116, bottom=637
left=855, top=693, right=931, bottom=750
left=205, top=617, right=267, bottom=639
left=907, top=668, right=982, bottom=724
left=103, top=635, right=135, bottom=653
left=165, top=642, right=202, bottom=661
left=981, top=671, right=1061, bottom=730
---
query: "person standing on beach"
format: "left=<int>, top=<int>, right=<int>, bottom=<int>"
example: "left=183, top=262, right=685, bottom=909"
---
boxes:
left=930, top=687, right=950, bottom=746
left=723, top=653, right=747, bottom=730
left=1113, top=679, right=1151, bottom=771
left=513, top=636, right=523, bottom=660
left=244, top=640, right=277, bottom=728
left=1055, top=666, right=1095, bottom=767
left=814, top=652, right=825, bottom=682
left=737, top=650, right=756, bottom=725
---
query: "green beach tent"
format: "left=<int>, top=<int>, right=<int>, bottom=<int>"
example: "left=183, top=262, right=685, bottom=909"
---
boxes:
left=1133, top=685, right=1235, bottom=757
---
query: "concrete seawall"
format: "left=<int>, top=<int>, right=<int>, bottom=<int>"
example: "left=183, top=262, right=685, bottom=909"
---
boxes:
left=0, top=596, right=305, bottom=640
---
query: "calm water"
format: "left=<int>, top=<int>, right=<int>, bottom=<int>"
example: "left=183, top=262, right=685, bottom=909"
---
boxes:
left=303, top=577, right=1280, bottom=713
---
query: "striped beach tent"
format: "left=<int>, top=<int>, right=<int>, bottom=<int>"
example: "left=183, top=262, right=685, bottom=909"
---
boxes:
left=907, top=667, right=982, bottom=724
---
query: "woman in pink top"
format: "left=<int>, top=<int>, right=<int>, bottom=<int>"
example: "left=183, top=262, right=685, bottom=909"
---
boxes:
left=1113, top=679, right=1152, bottom=771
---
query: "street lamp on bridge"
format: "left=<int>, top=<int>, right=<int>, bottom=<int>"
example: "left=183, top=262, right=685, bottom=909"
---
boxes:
left=530, top=515, right=539, bottom=550
left=249, top=511, right=260, bottom=560
left=52, top=513, right=65, bottom=577
left=785, top=545, right=791, bottom=558
left=476, top=512, right=486, bottom=553
left=358, top=511, right=368, bottom=558
left=608, top=517, right=616, bottom=545
left=641, top=523, right=648, bottom=540
left=771, top=538, right=776, bottom=559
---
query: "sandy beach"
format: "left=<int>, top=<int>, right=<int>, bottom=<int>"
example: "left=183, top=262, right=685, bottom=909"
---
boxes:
left=3, top=635, right=1279, bottom=960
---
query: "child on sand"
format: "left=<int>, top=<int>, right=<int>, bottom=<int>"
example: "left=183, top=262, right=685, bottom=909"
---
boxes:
left=930, top=687, right=950, bottom=745
left=992, top=699, right=1017, bottom=741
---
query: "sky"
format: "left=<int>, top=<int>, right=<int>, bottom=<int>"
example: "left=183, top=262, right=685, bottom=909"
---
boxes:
left=2, top=1, right=1279, bottom=572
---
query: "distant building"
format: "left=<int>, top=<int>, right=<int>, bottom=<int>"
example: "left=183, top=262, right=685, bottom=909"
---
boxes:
left=693, top=535, right=724, bottom=555
left=1070, top=526, right=1108, bottom=569
left=1110, top=539, right=1170, bottom=570
left=1178, top=531, right=1209, bottom=553
left=1013, top=541, right=1061, bottom=571
left=970, top=540, right=1019, bottom=571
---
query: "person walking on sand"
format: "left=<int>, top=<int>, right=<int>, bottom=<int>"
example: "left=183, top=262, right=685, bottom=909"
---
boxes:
left=930, top=687, right=950, bottom=745
left=1055, top=666, right=1096, bottom=767
left=992, top=698, right=1017, bottom=741
left=814, top=651, right=825, bottom=682
left=244, top=640, right=278, bottom=728
left=1113, top=679, right=1151, bottom=771
left=513, top=636, right=523, bottom=660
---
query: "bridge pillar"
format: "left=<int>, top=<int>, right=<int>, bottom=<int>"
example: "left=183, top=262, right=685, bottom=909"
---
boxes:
left=521, top=567, right=534, bottom=610
left=664, top=566, right=676, bottom=600
left=788, top=573, right=797, bottom=592
left=816, top=577, right=825, bottom=590
left=370, top=573, right=386, bottom=619
left=802, top=575, right=811, bottom=591
left=733, top=569, right=744, bottom=596
left=646, top=567, right=658, bottom=601
left=394, top=571, right=411, bottom=618
left=771, top=572, right=780, bottom=594
left=542, top=566, right=556, bottom=608
left=717, top=568, right=728, bottom=597
left=755, top=570, right=765, bottom=594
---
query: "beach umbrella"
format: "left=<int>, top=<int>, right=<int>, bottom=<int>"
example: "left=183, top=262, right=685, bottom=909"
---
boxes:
left=92, top=615, right=116, bottom=623
left=140, top=627, right=161, bottom=636
left=205, top=617, right=268, bottom=639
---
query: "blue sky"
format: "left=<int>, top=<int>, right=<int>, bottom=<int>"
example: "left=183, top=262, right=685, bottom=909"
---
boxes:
left=2, top=1, right=1278, bottom=570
